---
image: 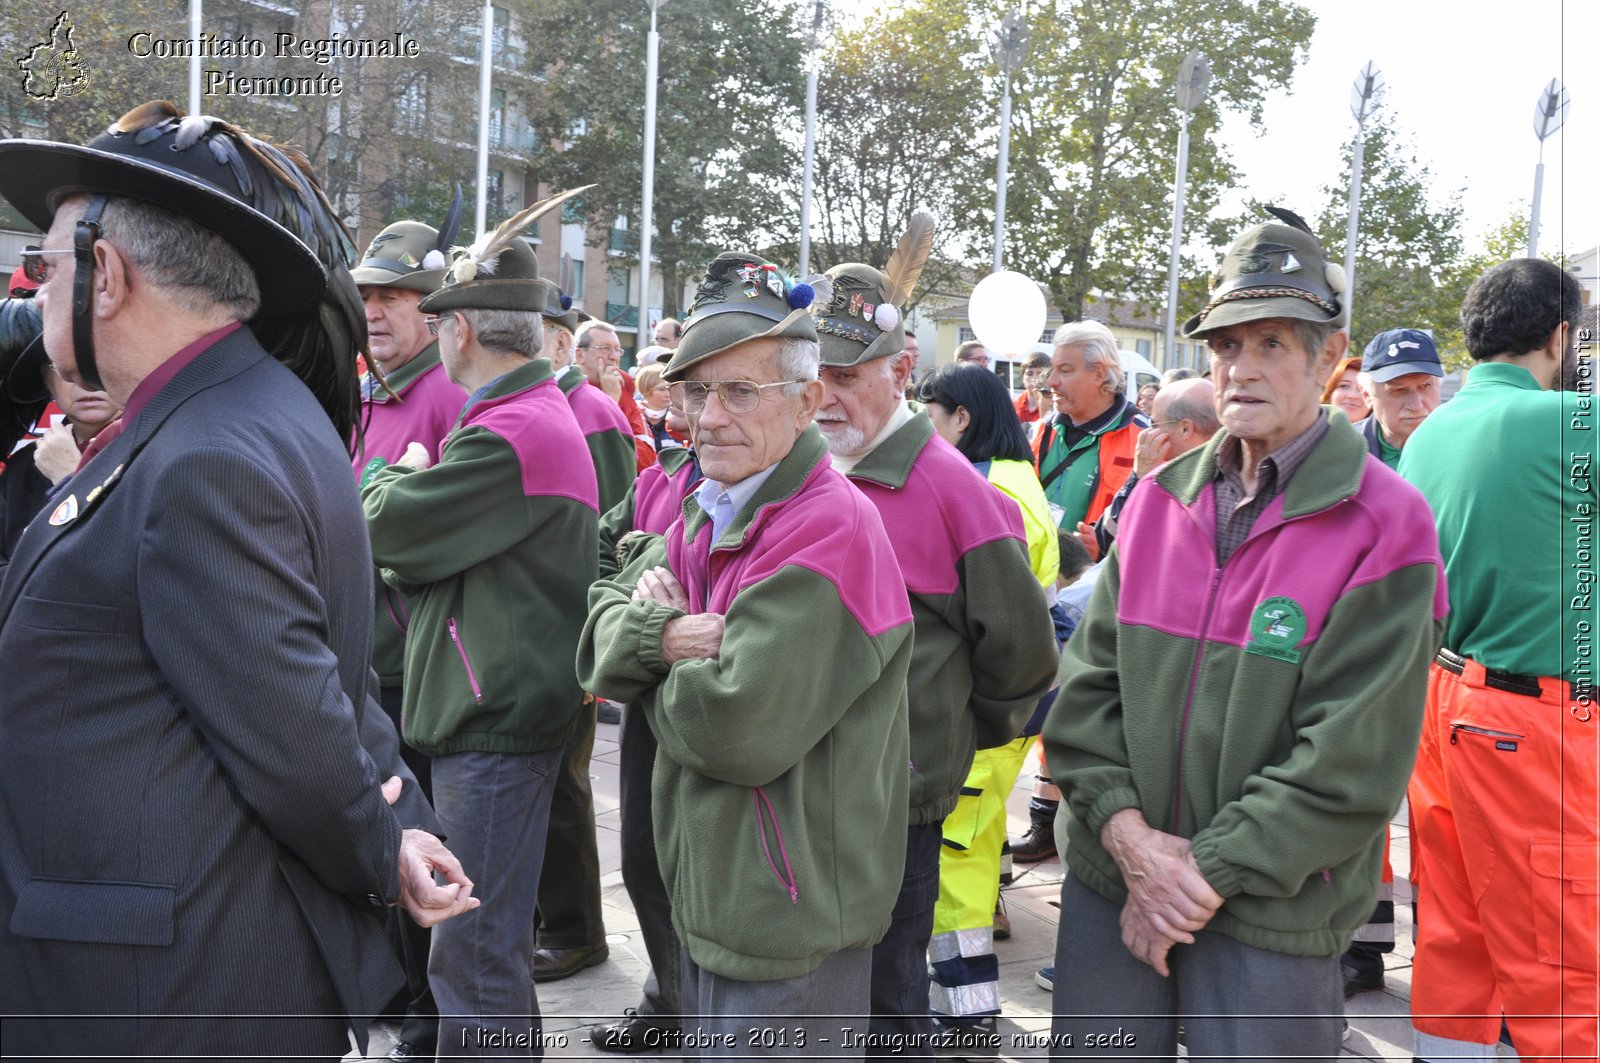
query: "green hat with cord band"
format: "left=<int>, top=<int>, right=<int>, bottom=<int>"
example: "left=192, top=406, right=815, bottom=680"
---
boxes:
left=663, top=251, right=818, bottom=381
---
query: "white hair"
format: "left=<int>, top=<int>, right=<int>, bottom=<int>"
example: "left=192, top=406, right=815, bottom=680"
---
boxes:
left=1052, top=320, right=1124, bottom=396
left=776, top=337, right=820, bottom=396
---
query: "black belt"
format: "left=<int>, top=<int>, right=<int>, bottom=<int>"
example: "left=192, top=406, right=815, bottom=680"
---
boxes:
left=1435, top=648, right=1544, bottom=698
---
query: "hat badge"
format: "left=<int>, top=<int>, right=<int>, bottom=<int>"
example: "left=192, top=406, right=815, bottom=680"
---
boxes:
left=1281, top=252, right=1302, bottom=273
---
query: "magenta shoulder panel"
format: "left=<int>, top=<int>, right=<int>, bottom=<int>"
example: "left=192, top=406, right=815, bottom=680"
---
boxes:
left=565, top=380, right=633, bottom=439
left=353, top=363, right=465, bottom=473
left=856, top=435, right=1026, bottom=597
left=468, top=380, right=600, bottom=510
left=1116, top=460, right=1444, bottom=649
left=634, top=461, right=697, bottom=536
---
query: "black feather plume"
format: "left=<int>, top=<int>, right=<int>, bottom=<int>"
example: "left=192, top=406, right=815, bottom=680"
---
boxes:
left=1264, top=206, right=1314, bottom=235
left=438, top=184, right=464, bottom=254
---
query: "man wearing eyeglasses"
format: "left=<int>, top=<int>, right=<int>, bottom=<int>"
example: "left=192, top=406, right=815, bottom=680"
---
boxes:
left=576, top=320, right=656, bottom=472
left=579, top=251, right=913, bottom=1052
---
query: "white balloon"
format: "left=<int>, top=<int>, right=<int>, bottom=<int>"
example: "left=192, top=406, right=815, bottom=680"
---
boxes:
left=968, top=271, right=1047, bottom=358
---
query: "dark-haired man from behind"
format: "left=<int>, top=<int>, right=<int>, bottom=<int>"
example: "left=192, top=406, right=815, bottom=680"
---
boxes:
left=1400, top=258, right=1597, bottom=1063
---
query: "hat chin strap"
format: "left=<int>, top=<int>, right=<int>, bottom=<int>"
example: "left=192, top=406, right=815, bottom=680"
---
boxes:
left=71, top=196, right=107, bottom=392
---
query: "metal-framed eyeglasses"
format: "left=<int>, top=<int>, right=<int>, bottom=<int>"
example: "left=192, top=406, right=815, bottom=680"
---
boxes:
left=19, top=246, right=75, bottom=284
left=667, top=379, right=805, bottom=415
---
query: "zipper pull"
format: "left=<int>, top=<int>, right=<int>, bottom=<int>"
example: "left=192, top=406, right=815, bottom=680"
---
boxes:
left=1449, top=724, right=1459, bottom=745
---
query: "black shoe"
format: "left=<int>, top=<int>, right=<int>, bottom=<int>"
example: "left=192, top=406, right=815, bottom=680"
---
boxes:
left=993, top=896, right=1010, bottom=940
left=531, top=942, right=610, bottom=982
left=1342, top=964, right=1384, bottom=999
left=386, top=1041, right=419, bottom=1062
left=1011, top=823, right=1057, bottom=863
left=597, top=699, right=623, bottom=725
left=592, top=1010, right=682, bottom=1054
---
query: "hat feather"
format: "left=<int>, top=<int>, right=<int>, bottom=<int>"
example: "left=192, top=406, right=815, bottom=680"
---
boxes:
left=456, top=184, right=594, bottom=279
left=882, top=211, right=934, bottom=307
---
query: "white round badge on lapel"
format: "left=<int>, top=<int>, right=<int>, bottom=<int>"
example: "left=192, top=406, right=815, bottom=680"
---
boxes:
left=48, top=494, right=79, bottom=526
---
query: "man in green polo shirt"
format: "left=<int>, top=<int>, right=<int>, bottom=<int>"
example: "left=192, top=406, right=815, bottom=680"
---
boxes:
left=1398, top=257, right=1596, bottom=1063
left=1352, top=327, right=1442, bottom=469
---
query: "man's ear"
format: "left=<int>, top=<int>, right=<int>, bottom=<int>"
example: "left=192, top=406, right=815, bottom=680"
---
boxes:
left=796, top=379, right=825, bottom=425
left=92, top=240, right=131, bottom=320
left=1317, top=329, right=1350, bottom=381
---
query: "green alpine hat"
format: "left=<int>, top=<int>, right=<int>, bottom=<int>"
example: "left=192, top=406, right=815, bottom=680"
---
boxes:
left=1181, top=206, right=1345, bottom=338
left=664, top=251, right=818, bottom=382
left=351, top=221, right=450, bottom=292
left=813, top=212, right=933, bottom=368
left=419, top=238, right=556, bottom=314
left=537, top=283, right=581, bottom=334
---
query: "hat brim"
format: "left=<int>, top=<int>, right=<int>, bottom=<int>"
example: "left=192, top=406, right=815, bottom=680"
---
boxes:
left=541, top=309, right=580, bottom=334
left=1366, top=360, right=1443, bottom=383
left=1181, top=293, right=1339, bottom=339
left=664, top=307, right=816, bottom=381
left=351, top=265, right=448, bottom=294
left=0, top=140, right=324, bottom=315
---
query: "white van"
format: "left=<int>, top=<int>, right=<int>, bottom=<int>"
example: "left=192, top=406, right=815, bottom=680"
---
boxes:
left=995, top=347, right=1163, bottom=406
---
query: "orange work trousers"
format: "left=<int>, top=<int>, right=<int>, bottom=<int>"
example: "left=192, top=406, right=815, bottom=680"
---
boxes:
left=1409, top=659, right=1599, bottom=1061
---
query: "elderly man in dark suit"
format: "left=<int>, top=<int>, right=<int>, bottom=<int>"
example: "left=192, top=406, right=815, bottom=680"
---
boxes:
left=0, top=102, right=476, bottom=1058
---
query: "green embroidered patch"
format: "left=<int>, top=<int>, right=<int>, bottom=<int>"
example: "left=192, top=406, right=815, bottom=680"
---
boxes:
left=1247, top=596, right=1306, bottom=663
left=360, top=456, right=389, bottom=488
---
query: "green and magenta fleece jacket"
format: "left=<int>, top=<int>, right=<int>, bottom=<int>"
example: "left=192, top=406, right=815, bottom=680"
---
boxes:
left=362, top=358, right=600, bottom=757
left=577, top=425, right=914, bottom=981
left=1044, top=411, right=1447, bottom=957
left=597, top=446, right=699, bottom=579
left=352, top=344, right=466, bottom=687
left=846, top=411, right=1059, bottom=825
left=557, top=367, right=636, bottom=515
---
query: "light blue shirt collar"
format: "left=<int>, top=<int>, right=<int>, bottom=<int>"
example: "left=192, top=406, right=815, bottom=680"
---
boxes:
left=694, top=462, right=781, bottom=543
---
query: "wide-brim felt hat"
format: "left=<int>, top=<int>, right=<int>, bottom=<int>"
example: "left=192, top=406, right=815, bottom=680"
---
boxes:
left=419, top=239, right=557, bottom=314
left=351, top=220, right=450, bottom=293
left=814, top=263, right=905, bottom=367
left=533, top=278, right=581, bottom=333
left=1182, top=213, right=1344, bottom=338
left=665, top=251, right=817, bottom=381
left=0, top=134, right=323, bottom=315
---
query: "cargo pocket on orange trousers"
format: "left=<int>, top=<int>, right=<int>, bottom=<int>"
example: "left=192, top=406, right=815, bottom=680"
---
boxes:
left=1530, top=840, right=1600, bottom=971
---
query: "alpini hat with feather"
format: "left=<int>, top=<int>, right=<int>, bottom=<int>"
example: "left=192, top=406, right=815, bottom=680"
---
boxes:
left=420, top=186, right=590, bottom=315
left=665, top=251, right=819, bottom=382
left=351, top=187, right=464, bottom=294
left=1181, top=206, right=1346, bottom=338
left=0, top=100, right=367, bottom=440
left=813, top=212, right=934, bottom=367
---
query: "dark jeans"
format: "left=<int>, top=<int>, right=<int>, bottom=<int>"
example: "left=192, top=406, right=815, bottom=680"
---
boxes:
left=619, top=703, right=682, bottom=1021
left=866, top=820, right=943, bottom=1062
left=1050, top=873, right=1343, bottom=1061
left=535, top=705, right=605, bottom=949
left=430, top=748, right=563, bottom=1059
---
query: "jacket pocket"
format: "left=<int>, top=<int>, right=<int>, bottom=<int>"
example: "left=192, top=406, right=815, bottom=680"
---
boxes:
left=1530, top=840, right=1599, bottom=971
left=447, top=616, right=484, bottom=704
left=10, top=878, right=175, bottom=946
left=753, top=787, right=799, bottom=904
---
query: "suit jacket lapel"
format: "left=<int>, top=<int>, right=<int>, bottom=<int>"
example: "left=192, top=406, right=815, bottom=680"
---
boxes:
left=0, top=330, right=269, bottom=628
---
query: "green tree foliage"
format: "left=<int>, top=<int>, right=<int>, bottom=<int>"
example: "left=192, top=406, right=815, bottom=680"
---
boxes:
left=809, top=0, right=986, bottom=304
left=519, top=0, right=805, bottom=320
left=1314, top=105, right=1466, bottom=359
left=989, top=0, right=1315, bottom=323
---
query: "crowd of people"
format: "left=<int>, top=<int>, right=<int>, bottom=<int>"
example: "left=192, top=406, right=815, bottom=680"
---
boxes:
left=0, top=101, right=1593, bottom=1063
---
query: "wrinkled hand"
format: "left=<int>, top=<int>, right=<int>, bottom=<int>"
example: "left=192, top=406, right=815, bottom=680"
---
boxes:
left=397, top=441, right=432, bottom=471
left=633, top=566, right=690, bottom=611
left=600, top=367, right=625, bottom=402
left=34, top=425, right=83, bottom=485
left=382, top=776, right=479, bottom=927
left=661, top=614, right=725, bottom=664
left=1074, top=521, right=1102, bottom=562
left=1133, top=426, right=1175, bottom=478
left=1101, top=809, right=1223, bottom=975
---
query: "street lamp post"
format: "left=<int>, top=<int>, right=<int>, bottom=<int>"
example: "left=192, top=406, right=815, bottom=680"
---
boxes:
left=473, top=0, right=494, bottom=236
left=991, top=8, right=1029, bottom=273
left=797, top=0, right=826, bottom=277
left=638, top=0, right=667, bottom=351
left=1528, top=78, right=1569, bottom=258
left=1163, top=51, right=1210, bottom=369
left=189, top=0, right=202, bottom=114
left=1344, top=61, right=1383, bottom=329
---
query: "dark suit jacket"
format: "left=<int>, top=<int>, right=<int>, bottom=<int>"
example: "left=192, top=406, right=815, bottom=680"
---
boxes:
left=0, top=328, right=438, bottom=1057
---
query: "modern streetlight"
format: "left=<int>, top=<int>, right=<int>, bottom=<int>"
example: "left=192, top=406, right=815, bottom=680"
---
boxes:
left=1162, top=50, right=1210, bottom=368
left=473, top=0, right=494, bottom=236
left=637, top=0, right=668, bottom=350
left=1343, top=61, right=1383, bottom=327
left=797, top=0, right=826, bottom=277
left=1528, top=78, right=1569, bottom=257
left=189, top=0, right=202, bottom=114
left=990, top=7, right=1029, bottom=273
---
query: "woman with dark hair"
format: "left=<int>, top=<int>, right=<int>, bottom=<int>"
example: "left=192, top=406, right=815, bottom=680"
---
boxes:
left=916, top=360, right=1061, bottom=1045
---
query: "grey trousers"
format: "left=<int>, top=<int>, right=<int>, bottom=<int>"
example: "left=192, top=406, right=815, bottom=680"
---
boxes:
left=679, top=946, right=872, bottom=1061
left=619, top=702, right=682, bottom=1020
left=1051, top=873, right=1344, bottom=1061
left=534, top=704, right=605, bottom=948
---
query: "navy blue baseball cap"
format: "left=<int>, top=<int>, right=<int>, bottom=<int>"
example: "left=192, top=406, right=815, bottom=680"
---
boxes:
left=1361, top=328, right=1442, bottom=383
